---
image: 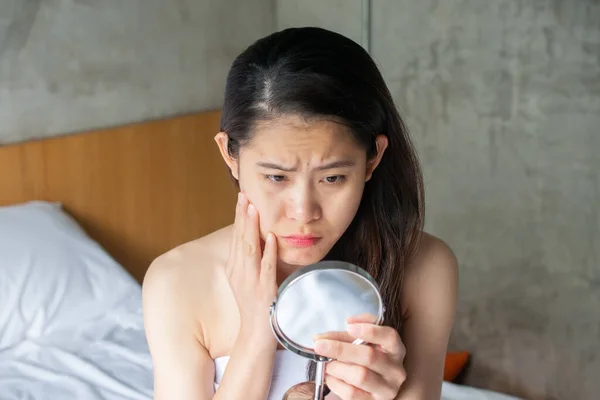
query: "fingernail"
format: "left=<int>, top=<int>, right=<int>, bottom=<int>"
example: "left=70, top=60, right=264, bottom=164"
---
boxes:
left=347, top=324, right=361, bottom=337
left=267, top=232, right=274, bottom=244
left=237, top=192, right=243, bottom=204
left=247, top=204, right=256, bottom=216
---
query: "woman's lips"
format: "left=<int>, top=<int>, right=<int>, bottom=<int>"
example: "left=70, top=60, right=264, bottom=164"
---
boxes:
left=281, top=235, right=320, bottom=248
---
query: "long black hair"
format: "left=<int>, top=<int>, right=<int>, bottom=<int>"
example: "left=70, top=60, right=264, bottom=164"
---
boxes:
left=220, top=26, right=425, bottom=380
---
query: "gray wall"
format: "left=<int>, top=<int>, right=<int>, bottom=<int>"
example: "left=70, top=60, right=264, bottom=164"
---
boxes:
left=0, top=0, right=274, bottom=145
left=277, top=1, right=600, bottom=399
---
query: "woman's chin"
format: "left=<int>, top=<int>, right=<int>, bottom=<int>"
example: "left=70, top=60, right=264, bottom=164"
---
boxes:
left=278, top=247, right=326, bottom=268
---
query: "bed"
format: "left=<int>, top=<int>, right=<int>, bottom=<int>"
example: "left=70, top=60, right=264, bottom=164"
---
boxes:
left=0, top=111, right=521, bottom=400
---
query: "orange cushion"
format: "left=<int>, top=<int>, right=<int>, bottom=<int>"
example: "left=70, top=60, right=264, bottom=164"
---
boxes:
left=444, top=351, right=470, bottom=381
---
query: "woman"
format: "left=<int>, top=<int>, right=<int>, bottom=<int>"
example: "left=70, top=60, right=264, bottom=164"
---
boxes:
left=142, top=27, right=458, bottom=400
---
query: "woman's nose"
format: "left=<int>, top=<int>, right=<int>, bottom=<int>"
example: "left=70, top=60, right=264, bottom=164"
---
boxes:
left=286, top=187, right=321, bottom=223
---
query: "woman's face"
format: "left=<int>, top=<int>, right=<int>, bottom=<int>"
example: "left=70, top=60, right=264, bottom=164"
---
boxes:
left=217, top=116, right=387, bottom=267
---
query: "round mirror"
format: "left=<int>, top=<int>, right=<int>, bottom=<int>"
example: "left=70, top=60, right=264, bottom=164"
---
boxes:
left=269, top=260, right=385, bottom=361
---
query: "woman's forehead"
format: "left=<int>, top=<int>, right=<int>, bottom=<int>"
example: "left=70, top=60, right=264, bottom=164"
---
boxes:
left=244, top=116, right=363, bottom=158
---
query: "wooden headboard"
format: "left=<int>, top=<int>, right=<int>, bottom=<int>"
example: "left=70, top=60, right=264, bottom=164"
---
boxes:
left=0, top=110, right=236, bottom=283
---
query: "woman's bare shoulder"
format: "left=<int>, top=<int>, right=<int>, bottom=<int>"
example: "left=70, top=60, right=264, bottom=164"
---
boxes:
left=409, top=232, right=457, bottom=272
left=149, top=225, right=232, bottom=273
left=142, top=225, right=233, bottom=306
left=142, top=225, right=234, bottom=350
left=401, top=232, right=459, bottom=315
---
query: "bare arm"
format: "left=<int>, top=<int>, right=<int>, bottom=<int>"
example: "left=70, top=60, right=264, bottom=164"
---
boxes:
left=142, top=258, right=278, bottom=400
left=142, top=258, right=214, bottom=399
left=212, top=327, right=278, bottom=400
left=397, top=235, right=459, bottom=400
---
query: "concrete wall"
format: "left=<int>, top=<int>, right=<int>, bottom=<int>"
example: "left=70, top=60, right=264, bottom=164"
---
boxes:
left=277, top=1, right=600, bottom=399
left=276, top=0, right=365, bottom=48
left=0, top=0, right=274, bottom=145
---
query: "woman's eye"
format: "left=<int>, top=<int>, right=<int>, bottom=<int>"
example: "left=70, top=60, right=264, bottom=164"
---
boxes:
left=324, top=175, right=345, bottom=184
left=265, top=175, right=286, bottom=183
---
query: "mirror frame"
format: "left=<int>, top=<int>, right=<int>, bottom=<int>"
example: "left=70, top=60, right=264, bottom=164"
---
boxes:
left=269, top=260, right=385, bottom=361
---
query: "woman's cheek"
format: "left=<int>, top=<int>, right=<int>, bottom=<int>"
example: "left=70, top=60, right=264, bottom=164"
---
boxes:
left=241, top=185, right=266, bottom=211
left=333, top=188, right=363, bottom=230
left=250, top=198, right=278, bottom=236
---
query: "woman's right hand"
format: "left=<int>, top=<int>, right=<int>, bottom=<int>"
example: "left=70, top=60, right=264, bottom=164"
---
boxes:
left=226, top=192, right=279, bottom=342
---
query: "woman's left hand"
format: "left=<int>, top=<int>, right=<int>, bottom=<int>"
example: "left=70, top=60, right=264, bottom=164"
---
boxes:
left=314, top=314, right=407, bottom=400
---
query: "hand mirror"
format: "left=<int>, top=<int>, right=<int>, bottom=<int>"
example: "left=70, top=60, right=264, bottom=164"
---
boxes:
left=269, top=260, right=385, bottom=400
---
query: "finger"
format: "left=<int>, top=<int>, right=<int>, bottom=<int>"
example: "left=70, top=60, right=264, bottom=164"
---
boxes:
left=260, top=232, right=278, bottom=285
left=315, top=315, right=380, bottom=343
left=325, top=374, right=370, bottom=400
left=347, top=324, right=405, bottom=357
left=346, top=313, right=379, bottom=325
left=315, top=340, right=390, bottom=376
left=315, top=339, right=378, bottom=366
left=326, top=361, right=391, bottom=396
left=226, top=192, right=244, bottom=276
left=313, top=331, right=355, bottom=343
left=234, top=192, right=248, bottom=245
left=243, top=201, right=260, bottom=266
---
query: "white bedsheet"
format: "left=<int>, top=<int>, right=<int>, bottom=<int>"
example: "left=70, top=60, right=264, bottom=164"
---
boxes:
left=0, top=290, right=153, bottom=400
left=441, top=382, right=521, bottom=400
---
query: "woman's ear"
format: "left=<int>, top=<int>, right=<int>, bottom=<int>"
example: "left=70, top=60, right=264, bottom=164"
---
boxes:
left=214, top=132, right=239, bottom=180
left=366, top=135, right=389, bottom=181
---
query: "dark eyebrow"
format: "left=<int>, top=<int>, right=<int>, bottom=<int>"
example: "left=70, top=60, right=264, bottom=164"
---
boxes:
left=316, top=160, right=356, bottom=170
left=256, top=160, right=356, bottom=172
left=256, top=162, right=296, bottom=172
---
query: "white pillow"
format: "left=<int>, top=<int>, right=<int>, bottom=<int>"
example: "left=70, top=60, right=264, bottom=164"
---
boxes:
left=0, top=201, right=139, bottom=350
